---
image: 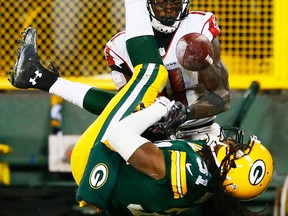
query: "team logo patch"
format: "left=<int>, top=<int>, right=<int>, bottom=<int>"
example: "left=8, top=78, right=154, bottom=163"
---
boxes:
left=89, top=163, right=108, bottom=189
left=249, top=160, right=265, bottom=185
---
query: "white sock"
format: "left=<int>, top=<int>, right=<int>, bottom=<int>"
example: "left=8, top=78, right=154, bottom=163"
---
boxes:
left=49, top=78, right=91, bottom=108
left=125, top=0, right=154, bottom=40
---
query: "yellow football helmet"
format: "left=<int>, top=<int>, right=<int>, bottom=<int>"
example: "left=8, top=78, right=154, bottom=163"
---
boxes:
left=208, top=127, right=274, bottom=200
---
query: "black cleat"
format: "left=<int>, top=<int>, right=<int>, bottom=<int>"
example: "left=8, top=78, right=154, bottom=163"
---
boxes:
left=8, top=27, right=43, bottom=89
left=8, top=27, right=58, bottom=91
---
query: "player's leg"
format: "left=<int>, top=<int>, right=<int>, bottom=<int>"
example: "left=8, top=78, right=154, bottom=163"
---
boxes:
left=9, top=0, right=165, bottom=118
left=74, top=0, right=169, bottom=208
left=123, top=0, right=167, bottom=108
left=125, top=0, right=162, bottom=66
left=8, top=27, right=115, bottom=115
left=49, top=78, right=115, bottom=115
left=72, top=0, right=168, bottom=180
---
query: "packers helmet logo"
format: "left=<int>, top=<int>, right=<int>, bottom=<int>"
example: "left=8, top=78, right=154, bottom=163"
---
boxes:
left=89, top=163, right=108, bottom=189
left=249, top=160, right=265, bottom=185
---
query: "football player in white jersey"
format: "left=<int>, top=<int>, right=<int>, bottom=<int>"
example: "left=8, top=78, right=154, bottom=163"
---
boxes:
left=105, top=0, right=231, bottom=140
left=10, top=0, right=230, bottom=142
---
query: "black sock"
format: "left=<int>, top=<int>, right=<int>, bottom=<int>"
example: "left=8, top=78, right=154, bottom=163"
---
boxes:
left=33, top=64, right=59, bottom=92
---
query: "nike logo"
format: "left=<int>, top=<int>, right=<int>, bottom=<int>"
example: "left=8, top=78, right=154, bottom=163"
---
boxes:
left=186, top=163, right=193, bottom=176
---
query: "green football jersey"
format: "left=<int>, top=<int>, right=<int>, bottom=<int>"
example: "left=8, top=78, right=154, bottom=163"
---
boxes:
left=107, top=140, right=212, bottom=216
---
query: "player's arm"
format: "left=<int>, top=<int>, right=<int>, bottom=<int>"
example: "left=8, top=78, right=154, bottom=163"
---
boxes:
left=128, top=142, right=165, bottom=180
left=186, top=37, right=231, bottom=119
left=106, top=98, right=174, bottom=180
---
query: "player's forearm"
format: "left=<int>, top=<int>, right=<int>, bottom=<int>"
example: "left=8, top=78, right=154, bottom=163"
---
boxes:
left=187, top=91, right=230, bottom=119
left=107, top=101, right=167, bottom=161
left=192, top=60, right=231, bottom=119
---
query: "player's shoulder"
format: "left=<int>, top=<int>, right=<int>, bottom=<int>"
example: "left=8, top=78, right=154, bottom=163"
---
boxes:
left=163, top=139, right=207, bottom=163
left=109, top=31, right=126, bottom=42
left=156, top=139, right=205, bottom=153
left=105, top=31, right=126, bottom=49
left=104, top=30, right=129, bottom=65
left=165, top=140, right=211, bottom=190
left=188, top=10, right=216, bottom=19
left=179, top=10, right=220, bottom=39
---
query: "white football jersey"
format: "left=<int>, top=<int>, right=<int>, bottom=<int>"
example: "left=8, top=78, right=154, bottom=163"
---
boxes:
left=105, top=11, right=220, bottom=129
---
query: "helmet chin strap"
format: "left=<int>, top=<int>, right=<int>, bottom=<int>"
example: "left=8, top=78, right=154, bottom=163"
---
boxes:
left=151, top=18, right=180, bottom=33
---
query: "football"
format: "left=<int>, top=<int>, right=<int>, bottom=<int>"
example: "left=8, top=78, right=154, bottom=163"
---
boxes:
left=176, top=33, right=214, bottom=71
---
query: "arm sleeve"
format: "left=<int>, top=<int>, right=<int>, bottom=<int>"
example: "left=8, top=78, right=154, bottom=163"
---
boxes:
left=106, top=102, right=167, bottom=161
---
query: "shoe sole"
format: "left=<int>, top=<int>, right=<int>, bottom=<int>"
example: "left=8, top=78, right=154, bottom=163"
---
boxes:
left=9, top=27, right=39, bottom=89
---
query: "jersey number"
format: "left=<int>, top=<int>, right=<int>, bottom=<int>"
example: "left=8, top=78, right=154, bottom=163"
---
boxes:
left=195, top=157, right=209, bottom=186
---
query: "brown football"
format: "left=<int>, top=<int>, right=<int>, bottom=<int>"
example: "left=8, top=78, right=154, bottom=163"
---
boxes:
left=176, top=33, right=214, bottom=71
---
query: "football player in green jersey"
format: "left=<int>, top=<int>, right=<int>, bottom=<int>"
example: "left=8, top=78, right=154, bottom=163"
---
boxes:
left=8, top=0, right=273, bottom=215
left=9, top=0, right=173, bottom=210
left=102, top=96, right=274, bottom=216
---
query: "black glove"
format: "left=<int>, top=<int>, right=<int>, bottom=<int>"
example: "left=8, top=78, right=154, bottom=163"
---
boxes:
left=154, top=101, right=187, bottom=130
